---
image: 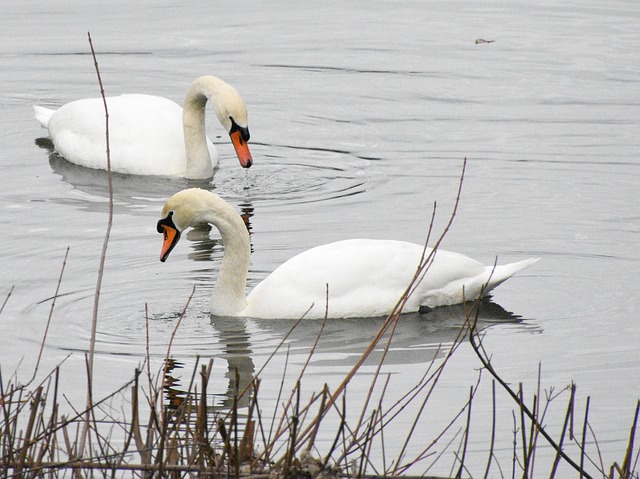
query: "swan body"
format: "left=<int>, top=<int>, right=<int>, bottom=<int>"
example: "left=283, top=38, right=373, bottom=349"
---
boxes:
left=157, top=188, right=539, bottom=319
left=34, top=76, right=252, bottom=179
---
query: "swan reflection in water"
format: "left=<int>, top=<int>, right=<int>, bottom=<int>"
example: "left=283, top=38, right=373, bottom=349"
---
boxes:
left=43, top=150, right=208, bottom=213
left=163, top=300, right=533, bottom=410
left=42, top=150, right=257, bottom=250
left=40, top=139, right=367, bottom=214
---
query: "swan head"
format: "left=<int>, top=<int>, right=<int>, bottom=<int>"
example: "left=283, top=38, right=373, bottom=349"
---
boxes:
left=215, top=93, right=252, bottom=168
left=157, top=188, right=246, bottom=263
left=189, top=76, right=253, bottom=168
left=156, top=188, right=210, bottom=262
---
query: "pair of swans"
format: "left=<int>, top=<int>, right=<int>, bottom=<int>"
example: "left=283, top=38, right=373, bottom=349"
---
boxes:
left=34, top=75, right=252, bottom=178
left=158, top=188, right=539, bottom=319
left=33, top=76, right=538, bottom=319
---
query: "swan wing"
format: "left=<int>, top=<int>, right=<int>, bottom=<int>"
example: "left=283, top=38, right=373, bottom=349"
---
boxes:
left=243, top=240, right=438, bottom=318
left=42, top=94, right=216, bottom=176
left=245, top=239, right=537, bottom=319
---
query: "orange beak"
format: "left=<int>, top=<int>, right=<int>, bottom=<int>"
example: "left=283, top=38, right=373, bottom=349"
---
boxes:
left=160, top=225, right=179, bottom=262
left=157, top=214, right=181, bottom=262
left=230, top=129, right=253, bottom=168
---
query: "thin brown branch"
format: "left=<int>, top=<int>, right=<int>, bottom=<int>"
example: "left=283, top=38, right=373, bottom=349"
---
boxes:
left=621, top=400, right=640, bottom=478
left=79, top=31, right=114, bottom=459
left=164, top=285, right=197, bottom=363
left=549, top=382, right=576, bottom=477
left=35, top=248, right=69, bottom=374
left=0, top=285, right=13, bottom=316
left=483, top=379, right=497, bottom=479
left=454, top=385, right=475, bottom=479
left=579, top=396, right=591, bottom=478
left=469, top=314, right=594, bottom=479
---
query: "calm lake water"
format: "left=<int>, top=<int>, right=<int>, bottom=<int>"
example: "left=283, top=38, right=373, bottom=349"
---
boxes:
left=1, top=0, right=639, bottom=476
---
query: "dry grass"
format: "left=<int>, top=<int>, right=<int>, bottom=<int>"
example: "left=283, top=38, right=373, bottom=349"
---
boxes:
left=2, top=282, right=640, bottom=478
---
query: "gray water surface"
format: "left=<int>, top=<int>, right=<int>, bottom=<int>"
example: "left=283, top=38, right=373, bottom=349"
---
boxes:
left=1, top=0, right=639, bottom=476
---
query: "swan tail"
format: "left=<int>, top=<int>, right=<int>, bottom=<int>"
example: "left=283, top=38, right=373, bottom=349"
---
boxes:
left=483, top=257, right=540, bottom=293
left=33, top=105, right=55, bottom=128
left=416, top=257, right=539, bottom=309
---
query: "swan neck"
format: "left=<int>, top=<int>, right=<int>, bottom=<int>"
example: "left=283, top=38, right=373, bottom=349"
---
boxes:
left=204, top=202, right=251, bottom=316
left=182, top=81, right=218, bottom=179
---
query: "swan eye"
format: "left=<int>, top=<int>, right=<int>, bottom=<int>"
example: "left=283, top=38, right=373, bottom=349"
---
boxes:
left=229, top=116, right=250, bottom=142
left=157, top=211, right=176, bottom=234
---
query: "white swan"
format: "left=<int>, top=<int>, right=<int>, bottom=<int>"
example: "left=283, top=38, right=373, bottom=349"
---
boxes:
left=157, top=188, right=539, bottom=319
left=33, top=75, right=252, bottom=179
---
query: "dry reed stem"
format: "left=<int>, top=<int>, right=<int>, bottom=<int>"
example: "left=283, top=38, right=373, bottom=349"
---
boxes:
left=375, top=374, right=391, bottom=473
left=351, top=312, right=400, bottom=440
left=400, top=366, right=484, bottom=477
left=78, top=32, right=114, bottom=461
left=237, top=313, right=308, bottom=434
left=469, top=312, right=595, bottom=478
left=483, top=379, right=497, bottom=479
left=454, top=385, right=475, bottom=478
left=616, top=400, right=640, bottom=479
left=339, top=322, right=467, bottom=475
left=162, top=285, right=197, bottom=403
left=263, top=345, right=292, bottom=462
left=322, top=393, right=347, bottom=467
left=517, top=383, right=528, bottom=472
left=304, top=384, right=328, bottom=454
left=526, top=363, right=543, bottom=475
left=549, top=383, right=576, bottom=476
left=0, top=286, right=13, bottom=316
left=268, top=310, right=328, bottom=455
left=580, top=396, right=591, bottom=477
left=34, top=248, right=69, bottom=376
left=383, top=304, right=485, bottom=476
left=2, top=254, right=73, bottom=399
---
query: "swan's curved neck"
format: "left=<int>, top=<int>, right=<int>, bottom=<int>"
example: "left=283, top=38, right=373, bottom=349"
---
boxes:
left=182, top=77, right=224, bottom=179
left=201, top=199, right=251, bottom=316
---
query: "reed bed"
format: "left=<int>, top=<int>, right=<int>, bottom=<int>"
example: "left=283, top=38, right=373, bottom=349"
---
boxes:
left=2, top=282, right=640, bottom=479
